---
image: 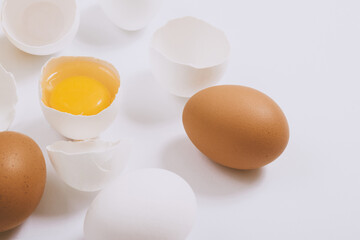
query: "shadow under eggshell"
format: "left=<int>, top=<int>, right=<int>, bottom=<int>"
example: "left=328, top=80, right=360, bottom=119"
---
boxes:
left=120, top=71, right=187, bottom=125
left=99, top=0, right=163, bottom=31
left=0, top=37, right=50, bottom=81
left=76, top=4, right=145, bottom=46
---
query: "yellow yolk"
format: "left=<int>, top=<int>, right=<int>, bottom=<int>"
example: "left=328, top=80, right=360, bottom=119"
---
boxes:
left=49, top=76, right=112, bottom=115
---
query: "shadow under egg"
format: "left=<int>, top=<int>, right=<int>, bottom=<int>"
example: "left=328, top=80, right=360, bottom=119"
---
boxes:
left=34, top=172, right=98, bottom=217
left=160, top=136, right=264, bottom=197
left=0, top=224, right=22, bottom=239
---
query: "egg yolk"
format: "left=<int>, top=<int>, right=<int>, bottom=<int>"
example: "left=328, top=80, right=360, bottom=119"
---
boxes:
left=49, top=76, right=112, bottom=116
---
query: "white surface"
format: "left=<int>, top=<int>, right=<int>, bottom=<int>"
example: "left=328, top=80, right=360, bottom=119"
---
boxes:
left=0, top=64, right=17, bottom=131
left=84, top=168, right=197, bottom=240
left=0, top=0, right=359, bottom=239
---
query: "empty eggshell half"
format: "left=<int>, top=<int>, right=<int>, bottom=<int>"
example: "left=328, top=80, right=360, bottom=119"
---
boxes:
left=47, top=139, right=131, bottom=192
left=99, top=0, right=162, bottom=31
left=39, top=56, right=121, bottom=140
left=150, top=16, right=230, bottom=97
left=0, top=64, right=17, bottom=131
left=1, top=0, right=79, bottom=55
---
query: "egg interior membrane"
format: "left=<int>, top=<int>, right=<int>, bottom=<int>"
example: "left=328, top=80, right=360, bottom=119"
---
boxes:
left=41, top=58, right=120, bottom=116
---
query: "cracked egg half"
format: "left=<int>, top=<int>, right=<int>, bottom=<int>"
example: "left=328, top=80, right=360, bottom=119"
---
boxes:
left=40, top=56, right=120, bottom=140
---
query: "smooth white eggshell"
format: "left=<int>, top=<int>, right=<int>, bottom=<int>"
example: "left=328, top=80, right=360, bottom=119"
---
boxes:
left=0, top=64, right=17, bottom=131
left=47, top=139, right=131, bottom=192
left=39, top=56, right=120, bottom=140
left=99, top=0, right=162, bottom=31
left=84, top=168, right=197, bottom=240
left=1, top=0, right=79, bottom=55
left=150, top=16, right=230, bottom=97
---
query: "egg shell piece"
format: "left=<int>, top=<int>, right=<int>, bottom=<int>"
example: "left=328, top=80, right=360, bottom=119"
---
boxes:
left=0, top=131, right=46, bottom=232
left=0, top=64, right=17, bottom=131
left=150, top=16, right=230, bottom=97
left=99, top=0, right=162, bottom=31
left=47, top=139, right=131, bottom=192
left=1, top=0, right=79, bottom=55
left=84, top=168, right=197, bottom=240
left=182, top=85, right=289, bottom=170
left=40, top=56, right=121, bottom=140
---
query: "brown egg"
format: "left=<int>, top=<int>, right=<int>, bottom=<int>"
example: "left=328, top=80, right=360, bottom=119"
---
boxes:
left=0, top=131, right=46, bottom=232
left=182, top=85, right=289, bottom=170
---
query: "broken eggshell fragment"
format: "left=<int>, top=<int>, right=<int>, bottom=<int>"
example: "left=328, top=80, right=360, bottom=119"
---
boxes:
left=0, top=64, right=17, bottom=131
left=1, top=0, right=79, bottom=55
left=47, top=139, right=131, bottom=192
left=39, top=56, right=121, bottom=140
left=150, top=16, right=230, bottom=97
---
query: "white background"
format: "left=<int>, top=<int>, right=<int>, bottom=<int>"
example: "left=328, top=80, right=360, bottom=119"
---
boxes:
left=1, top=0, right=360, bottom=239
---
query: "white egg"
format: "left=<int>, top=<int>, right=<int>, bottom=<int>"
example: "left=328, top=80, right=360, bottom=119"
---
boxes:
left=47, top=139, right=131, bottom=192
left=0, top=64, right=17, bottom=131
left=1, top=0, right=79, bottom=55
left=39, top=56, right=121, bottom=140
left=99, top=0, right=162, bottom=31
left=150, top=16, right=230, bottom=97
left=84, top=168, right=197, bottom=240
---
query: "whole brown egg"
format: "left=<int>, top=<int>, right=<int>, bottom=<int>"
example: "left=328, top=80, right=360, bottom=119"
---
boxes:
left=0, top=131, right=46, bottom=232
left=182, top=85, right=289, bottom=169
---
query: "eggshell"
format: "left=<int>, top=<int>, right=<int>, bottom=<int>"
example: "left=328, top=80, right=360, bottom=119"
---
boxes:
left=84, top=168, right=197, bottom=240
left=99, top=0, right=162, bottom=31
left=39, top=56, right=121, bottom=140
left=182, top=85, right=289, bottom=170
left=1, top=0, right=79, bottom=55
left=0, top=65, right=17, bottom=131
left=0, top=131, right=46, bottom=232
left=150, top=16, right=230, bottom=97
left=47, top=139, right=131, bottom=192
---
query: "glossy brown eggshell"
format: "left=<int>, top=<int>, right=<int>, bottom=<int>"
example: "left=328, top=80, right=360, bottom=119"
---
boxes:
left=182, top=85, right=289, bottom=170
left=0, top=131, right=46, bottom=232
